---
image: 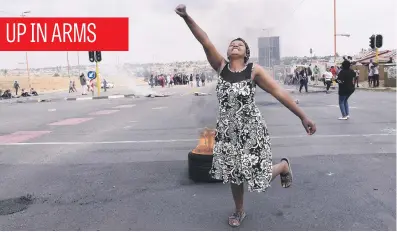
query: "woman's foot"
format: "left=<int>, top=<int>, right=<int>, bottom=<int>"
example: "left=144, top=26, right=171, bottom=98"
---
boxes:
left=346, top=115, right=350, bottom=119
left=228, top=211, right=246, bottom=227
left=338, top=117, right=348, bottom=120
left=280, top=158, right=293, bottom=188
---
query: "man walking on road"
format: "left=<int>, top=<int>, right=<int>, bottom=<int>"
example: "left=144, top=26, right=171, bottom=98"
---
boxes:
left=201, top=73, right=206, bottom=86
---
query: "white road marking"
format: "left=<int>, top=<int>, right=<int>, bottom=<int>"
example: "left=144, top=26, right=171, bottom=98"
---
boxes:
left=129, top=121, right=139, bottom=123
left=48, top=109, right=56, bottom=112
left=108, top=95, right=125, bottom=99
left=76, top=97, right=93, bottom=101
left=327, top=105, right=358, bottom=109
left=0, top=133, right=393, bottom=146
left=152, top=106, right=168, bottom=110
left=113, top=104, right=136, bottom=109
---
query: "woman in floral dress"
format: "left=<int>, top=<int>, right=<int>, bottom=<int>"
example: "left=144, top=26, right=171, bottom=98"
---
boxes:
left=175, top=4, right=317, bottom=227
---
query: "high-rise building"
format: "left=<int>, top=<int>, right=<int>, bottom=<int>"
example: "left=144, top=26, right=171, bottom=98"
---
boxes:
left=258, top=36, right=280, bottom=67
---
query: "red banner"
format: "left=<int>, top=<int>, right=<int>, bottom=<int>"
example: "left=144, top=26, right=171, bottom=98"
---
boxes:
left=0, top=17, right=129, bottom=51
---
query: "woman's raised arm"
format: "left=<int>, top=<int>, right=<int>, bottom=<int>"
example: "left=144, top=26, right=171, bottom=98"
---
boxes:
left=175, top=4, right=225, bottom=72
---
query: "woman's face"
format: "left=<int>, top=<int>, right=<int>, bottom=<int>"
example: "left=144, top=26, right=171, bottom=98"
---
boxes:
left=227, top=40, right=246, bottom=60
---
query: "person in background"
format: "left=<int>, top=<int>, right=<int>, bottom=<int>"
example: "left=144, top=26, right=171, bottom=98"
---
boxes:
left=190, top=74, right=193, bottom=87
left=30, top=88, right=38, bottom=96
left=201, top=73, right=206, bottom=86
left=21, top=88, right=31, bottom=97
left=13, top=80, right=20, bottom=95
left=69, top=80, right=75, bottom=93
left=103, top=78, right=108, bottom=92
left=336, top=60, right=356, bottom=120
left=89, top=78, right=95, bottom=95
left=149, top=74, right=154, bottom=88
left=372, top=63, right=379, bottom=87
left=166, top=74, right=171, bottom=88
left=307, top=64, right=313, bottom=83
left=299, top=68, right=308, bottom=93
left=313, top=65, right=320, bottom=85
left=72, top=80, right=77, bottom=92
left=323, top=68, right=333, bottom=93
left=368, top=59, right=374, bottom=87
left=196, top=73, right=200, bottom=87
left=79, top=73, right=87, bottom=95
left=353, top=69, right=360, bottom=88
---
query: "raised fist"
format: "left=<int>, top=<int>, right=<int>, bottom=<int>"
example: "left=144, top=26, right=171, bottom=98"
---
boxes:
left=175, top=4, right=187, bottom=17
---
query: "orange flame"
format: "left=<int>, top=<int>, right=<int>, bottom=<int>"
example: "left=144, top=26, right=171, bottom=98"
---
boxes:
left=192, top=128, right=216, bottom=155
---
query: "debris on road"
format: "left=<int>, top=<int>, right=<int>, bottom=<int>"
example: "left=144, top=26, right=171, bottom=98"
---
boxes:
left=145, top=93, right=171, bottom=98
left=194, top=92, right=212, bottom=96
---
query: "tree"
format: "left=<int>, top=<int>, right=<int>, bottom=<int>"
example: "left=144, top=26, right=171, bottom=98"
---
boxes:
left=2, top=69, right=7, bottom=77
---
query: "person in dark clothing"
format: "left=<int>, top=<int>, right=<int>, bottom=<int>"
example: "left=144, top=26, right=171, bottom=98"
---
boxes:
left=336, top=60, right=356, bottom=120
left=299, top=68, right=308, bottom=93
left=190, top=74, right=193, bottom=87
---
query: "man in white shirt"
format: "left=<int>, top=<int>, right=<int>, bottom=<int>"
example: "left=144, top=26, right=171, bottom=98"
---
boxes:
left=323, top=68, right=333, bottom=93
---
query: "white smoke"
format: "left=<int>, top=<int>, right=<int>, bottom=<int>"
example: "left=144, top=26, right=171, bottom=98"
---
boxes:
left=97, top=63, right=155, bottom=97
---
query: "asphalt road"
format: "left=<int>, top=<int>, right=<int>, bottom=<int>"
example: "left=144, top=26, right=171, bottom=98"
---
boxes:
left=0, top=82, right=395, bottom=231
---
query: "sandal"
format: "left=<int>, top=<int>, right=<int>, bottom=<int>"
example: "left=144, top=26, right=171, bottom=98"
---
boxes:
left=280, top=158, right=293, bottom=188
left=228, top=211, right=246, bottom=227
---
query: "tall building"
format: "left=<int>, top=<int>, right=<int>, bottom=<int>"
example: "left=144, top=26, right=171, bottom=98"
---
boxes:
left=258, top=36, right=280, bottom=67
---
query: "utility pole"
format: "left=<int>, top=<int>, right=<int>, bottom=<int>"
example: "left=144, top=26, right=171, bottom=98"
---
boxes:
left=21, top=11, right=31, bottom=88
left=333, top=0, right=337, bottom=64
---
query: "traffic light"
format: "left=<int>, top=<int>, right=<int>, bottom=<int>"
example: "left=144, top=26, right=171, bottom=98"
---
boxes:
left=369, top=35, right=375, bottom=49
left=95, top=51, right=102, bottom=62
left=88, top=51, right=95, bottom=62
left=375, top=34, right=383, bottom=48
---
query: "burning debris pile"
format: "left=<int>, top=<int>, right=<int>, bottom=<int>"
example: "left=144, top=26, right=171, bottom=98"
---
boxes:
left=192, top=128, right=216, bottom=155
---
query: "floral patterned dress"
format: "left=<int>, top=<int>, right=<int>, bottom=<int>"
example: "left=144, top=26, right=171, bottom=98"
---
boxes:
left=210, top=63, right=273, bottom=192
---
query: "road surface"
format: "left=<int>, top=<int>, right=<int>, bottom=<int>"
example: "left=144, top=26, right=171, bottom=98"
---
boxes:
left=0, top=82, right=395, bottom=230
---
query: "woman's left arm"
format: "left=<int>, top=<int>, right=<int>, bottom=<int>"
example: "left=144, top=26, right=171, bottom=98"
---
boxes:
left=252, top=64, right=316, bottom=135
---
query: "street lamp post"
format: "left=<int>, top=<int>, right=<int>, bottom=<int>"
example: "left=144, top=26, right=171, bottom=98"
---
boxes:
left=21, top=11, right=31, bottom=88
left=334, top=0, right=337, bottom=63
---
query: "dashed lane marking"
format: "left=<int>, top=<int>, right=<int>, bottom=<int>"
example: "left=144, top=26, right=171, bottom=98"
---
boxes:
left=89, top=110, right=120, bottom=115
left=113, top=104, right=136, bottom=109
left=327, top=105, right=358, bottom=109
left=152, top=106, right=168, bottom=110
left=48, top=118, right=93, bottom=126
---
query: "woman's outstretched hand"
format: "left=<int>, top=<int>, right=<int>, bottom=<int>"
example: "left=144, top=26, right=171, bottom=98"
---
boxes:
left=175, top=4, right=188, bottom=17
left=301, top=117, right=316, bottom=135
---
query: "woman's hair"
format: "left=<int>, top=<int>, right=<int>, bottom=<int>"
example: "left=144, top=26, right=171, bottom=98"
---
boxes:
left=230, top=38, right=251, bottom=63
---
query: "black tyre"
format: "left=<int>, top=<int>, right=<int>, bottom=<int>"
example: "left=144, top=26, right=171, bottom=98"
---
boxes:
left=188, top=151, right=223, bottom=183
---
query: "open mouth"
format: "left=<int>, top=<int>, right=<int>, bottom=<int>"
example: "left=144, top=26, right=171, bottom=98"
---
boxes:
left=192, top=128, right=216, bottom=155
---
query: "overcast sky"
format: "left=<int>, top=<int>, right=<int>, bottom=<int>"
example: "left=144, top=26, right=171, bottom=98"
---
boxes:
left=0, top=0, right=396, bottom=69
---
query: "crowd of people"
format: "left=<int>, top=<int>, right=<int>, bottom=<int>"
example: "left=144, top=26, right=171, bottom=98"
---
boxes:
left=0, top=80, right=39, bottom=99
left=148, top=72, right=214, bottom=88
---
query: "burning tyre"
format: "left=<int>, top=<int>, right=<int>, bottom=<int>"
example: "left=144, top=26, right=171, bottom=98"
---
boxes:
left=188, top=128, right=222, bottom=183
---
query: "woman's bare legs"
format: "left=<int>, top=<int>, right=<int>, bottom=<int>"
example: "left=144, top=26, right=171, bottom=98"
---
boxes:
left=229, top=160, right=289, bottom=226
